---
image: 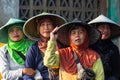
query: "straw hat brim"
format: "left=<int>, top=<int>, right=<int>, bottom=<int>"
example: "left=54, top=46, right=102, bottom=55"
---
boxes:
left=23, top=13, right=67, bottom=41
left=57, top=21, right=101, bottom=46
left=0, top=18, right=25, bottom=43
left=88, top=14, right=120, bottom=39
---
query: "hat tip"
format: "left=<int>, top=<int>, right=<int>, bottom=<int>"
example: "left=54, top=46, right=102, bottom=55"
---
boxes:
left=72, top=18, right=82, bottom=22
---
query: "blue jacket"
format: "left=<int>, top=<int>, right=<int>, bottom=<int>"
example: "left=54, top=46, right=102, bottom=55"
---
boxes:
left=23, top=41, right=49, bottom=80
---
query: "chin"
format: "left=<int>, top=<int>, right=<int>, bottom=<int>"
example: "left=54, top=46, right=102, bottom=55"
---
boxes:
left=102, top=35, right=110, bottom=39
left=74, top=43, right=82, bottom=46
left=13, top=39, right=21, bottom=42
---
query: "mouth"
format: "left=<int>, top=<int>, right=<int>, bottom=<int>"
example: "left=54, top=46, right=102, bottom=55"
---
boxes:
left=13, top=35, right=19, bottom=38
left=101, top=32, right=108, bottom=35
left=75, top=39, right=80, bottom=42
left=44, top=31, right=50, bottom=33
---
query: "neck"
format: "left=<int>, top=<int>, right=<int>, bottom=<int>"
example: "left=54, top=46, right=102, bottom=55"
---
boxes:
left=40, top=36, right=49, bottom=42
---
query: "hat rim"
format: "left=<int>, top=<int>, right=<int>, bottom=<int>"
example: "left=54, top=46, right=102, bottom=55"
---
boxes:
left=57, top=21, right=101, bottom=46
left=0, top=18, right=26, bottom=30
left=88, top=14, right=120, bottom=26
left=23, top=13, right=67, bottom=41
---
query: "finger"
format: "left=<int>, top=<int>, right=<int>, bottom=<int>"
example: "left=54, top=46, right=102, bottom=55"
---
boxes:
left=52, top=27, right=59, bottom=33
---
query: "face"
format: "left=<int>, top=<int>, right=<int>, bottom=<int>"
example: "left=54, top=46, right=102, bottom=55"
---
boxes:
left=9, top=26, right=23, bottom=42
left=97, top=24, right=111, bottom=40
left=38, top=18, right=55, bottom=39
left=70, top=26, right=87, bottom=46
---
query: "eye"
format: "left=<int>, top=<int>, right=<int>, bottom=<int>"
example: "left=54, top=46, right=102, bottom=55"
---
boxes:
left=71, top=31, right=76, bottom=35
left=48, top=23, right=52, bottom=26
left=79, top=30, right=85, bottom=34
left=40, top=23, right=45, bottom=26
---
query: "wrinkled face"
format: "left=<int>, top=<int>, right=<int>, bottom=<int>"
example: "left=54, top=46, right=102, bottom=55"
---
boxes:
left=38, top=18, right=55, bottom=38
left=97, top=24, right=111, bottom=40
left=70, top=26, right=87, bottom=46
left=9, top=26, right=23, bottom=41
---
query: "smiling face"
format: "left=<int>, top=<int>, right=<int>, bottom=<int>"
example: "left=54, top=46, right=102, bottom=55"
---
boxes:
left=8, top=26, right=23, bottom=42
left=97, top=24, right=111, bottom=40
left=38, top=18, right=55, bottom=39
left=69, top=26, right=87, bottom=46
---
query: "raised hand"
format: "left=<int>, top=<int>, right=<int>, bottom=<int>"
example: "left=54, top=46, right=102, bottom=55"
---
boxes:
left=50, top=27, right=59, bottom=40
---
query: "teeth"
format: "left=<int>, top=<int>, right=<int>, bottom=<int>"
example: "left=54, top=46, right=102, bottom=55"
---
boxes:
left=75, top=39, right=79, bottom=41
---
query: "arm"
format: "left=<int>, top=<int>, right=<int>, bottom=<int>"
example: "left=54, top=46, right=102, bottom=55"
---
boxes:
left=111, top=46, right=120, bottom=78
left=44, top=40, right=60, bottom=68
left=92, top=58, right=104, bottom=80
left=0, top=46, right=23, bottom=80
left=23, top=46, right=37, bottom=80
left=44, top=27, right=60, bottom=68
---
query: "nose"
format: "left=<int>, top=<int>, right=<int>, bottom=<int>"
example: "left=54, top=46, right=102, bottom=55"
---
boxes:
left=44, top=24, right=49, bottom=29
left=75, top=32, right=79, bottom=37
left=104, top=26, right=110, bottom=32
left=13, top=30, right=18, bottom=35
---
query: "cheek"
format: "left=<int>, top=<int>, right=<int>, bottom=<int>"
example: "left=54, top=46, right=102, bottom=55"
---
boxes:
left=80, top=32, right=86, bottom=39
left=39, top=27, right=43, bottom=34
left=20, top=33, right=24, bottom=39
left=108, top=29, right=111, bottom=34
left=39, top=29, right=43, bottom=35
left=69, top=35, right=74, bottom=42
left=18, top=31, right=24, bottom=38
left=49, top=26, right=54, bottom=31
left=8, top=33, right=12, bottom=39
left=70, top=35, right=78, bottom=43
left=98, top=28, right=102, bottom=33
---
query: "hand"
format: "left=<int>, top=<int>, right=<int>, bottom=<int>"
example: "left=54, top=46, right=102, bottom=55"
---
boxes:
left=50, top=27, right=59, bottom=40
left=37, top=79, right=43, bottom=80
left=22, top=68, right=36, bottom=77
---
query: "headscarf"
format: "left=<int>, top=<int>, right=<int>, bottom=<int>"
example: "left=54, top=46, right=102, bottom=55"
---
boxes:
left=7, top=25, right=33, bottom=64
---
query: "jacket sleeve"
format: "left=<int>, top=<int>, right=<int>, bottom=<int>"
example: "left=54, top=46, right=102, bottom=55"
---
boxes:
left=23, top=45, right=36, bottom=80
left=44, top=40, right=60, bottom=68
left=0, top=46, right=22, bottom=80
left=92, top=58, right=104, bottom=80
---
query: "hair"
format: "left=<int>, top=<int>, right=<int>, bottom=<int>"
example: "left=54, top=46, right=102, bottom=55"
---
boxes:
left=8, top=24, right=23, bottom=33
left=94, top=23, right=112, bottom=30
left=68, top=24, right=88, bottom=34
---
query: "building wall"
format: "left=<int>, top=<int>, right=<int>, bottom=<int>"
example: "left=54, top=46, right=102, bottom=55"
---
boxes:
left=0, top=0, right=19, bottom=27
left=19, top=0, right=107, bottom=22
left=108, top=0, right=120, bottom=52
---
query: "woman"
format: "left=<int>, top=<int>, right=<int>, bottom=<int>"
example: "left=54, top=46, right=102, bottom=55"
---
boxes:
left=23, top=12, right=66, bottom=80
left=44, top=18, right=104, bottom=80
left=88, top=14, right=120, bottom=80
left=0, top=18, right=34, bottom=80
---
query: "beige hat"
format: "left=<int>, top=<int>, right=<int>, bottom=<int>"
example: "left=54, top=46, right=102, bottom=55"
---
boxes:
left=57, top=18, right=101, bottom=46
left=23, top=12, right=67, bottom=41
left=88, top=14, right=120, bottom=39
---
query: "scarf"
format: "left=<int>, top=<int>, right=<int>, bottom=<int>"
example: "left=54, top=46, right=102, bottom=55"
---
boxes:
left=7, top=37, right=32, bottom=64
left=38, top=37, right=59, bottom=53
left=38, top=36, right=49, bottom=53
left=7, top=25, right=33, bottom=64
